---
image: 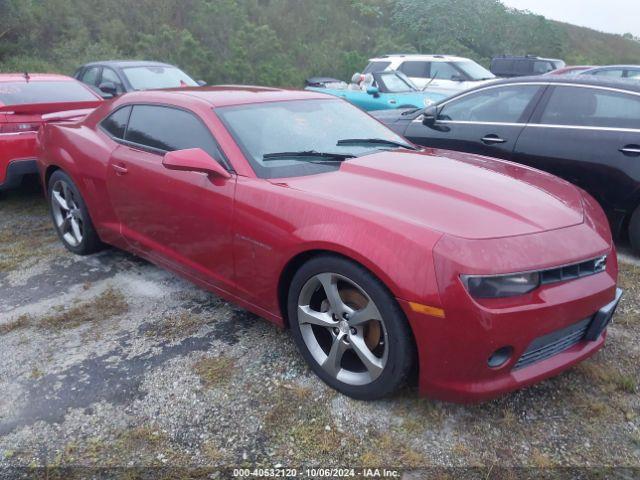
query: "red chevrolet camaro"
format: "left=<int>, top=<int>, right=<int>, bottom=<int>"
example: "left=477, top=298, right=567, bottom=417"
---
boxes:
left=0, top=73, right=102, bottom=191
left=37, top=86, right=622, bottom=402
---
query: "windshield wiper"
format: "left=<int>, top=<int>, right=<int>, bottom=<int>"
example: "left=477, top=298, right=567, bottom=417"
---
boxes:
left=263, top=150, right=356, bottom=162
left=336, top=138, right=418, bottom=151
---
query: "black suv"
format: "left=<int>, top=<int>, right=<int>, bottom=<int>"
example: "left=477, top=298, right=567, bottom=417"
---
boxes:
left=74, top=60, right=205, bottom=98
left=372, top=76, right=640, bottom=252
left=490, top=55, right=566, bottom=77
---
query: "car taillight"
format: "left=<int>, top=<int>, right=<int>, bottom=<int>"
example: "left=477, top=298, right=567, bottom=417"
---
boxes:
left=0, top=122, right=40, bottom=134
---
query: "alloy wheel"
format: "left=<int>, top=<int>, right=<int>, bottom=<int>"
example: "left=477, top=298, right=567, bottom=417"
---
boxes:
left=51, top=180, right=84, bottom=247
left=297, top=272, right=389, bottom=386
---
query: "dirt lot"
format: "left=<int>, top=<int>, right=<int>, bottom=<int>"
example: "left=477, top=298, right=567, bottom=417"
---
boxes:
left=0, top=183, right=639, bottom=477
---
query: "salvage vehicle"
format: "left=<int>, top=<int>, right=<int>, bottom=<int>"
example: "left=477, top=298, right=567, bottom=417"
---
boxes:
left=363, top=54, right=496, bottom=96
left=490, top=55, right=566, bottom=77
left=371, top=76, right=640, bottom=253
left=305, top=70, right=446, bottom=111
left=74, top=60, right=205, bottom=98
left=0, top=73, right=102, bottom=192
left=38, top=86, right=621, bottom=403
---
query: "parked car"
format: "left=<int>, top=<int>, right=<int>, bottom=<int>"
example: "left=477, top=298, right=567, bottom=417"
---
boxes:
left=305, top=70, right=446, bottom=111
left=490, top=55, right=566, bottom=77
left=74, top=60, right=205, bottom=98
left=38, top=86, right=621, bottom=403
left=579, top=65, right=640, bottom=80
left=372, top=76, right=640, bottom=253
left=545, top=66, right=595, bottom=76
left=362, top=54, right=496, bottom=96
left=0, top=73, right=102, bottom=192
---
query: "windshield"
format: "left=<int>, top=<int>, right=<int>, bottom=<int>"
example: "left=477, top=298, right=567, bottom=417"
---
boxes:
left=122, top=66, right=198, bottom=90
left=377, top=71, right=416, bottom=92
left=0, top=81, right=97, bottom=106
left=452, top=61, right=495, bottom=81
left=217, top=99, right=411, bottom=179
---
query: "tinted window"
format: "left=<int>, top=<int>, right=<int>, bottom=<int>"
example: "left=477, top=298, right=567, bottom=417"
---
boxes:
left=0, top=81, right=97, bottom=105
left=439, top=85, right=540, bottom=123
left=125, top=105, right=222, bottom=160
left=514, top=60, right=532, bottom=75
left=539, top=86, right=640, bottom=129
left=81, top=67, right=100, bottom=86
left=491, top=59, right=514, bottom=75
left=362, top=61, right=391, bottom=74
left=398, top=61, right=429, bottom=78
left=100, top=68, right=125, bottom=94
left=121, top=66, right=197, bottom=90
left=101, top=106, right=131, bottom=139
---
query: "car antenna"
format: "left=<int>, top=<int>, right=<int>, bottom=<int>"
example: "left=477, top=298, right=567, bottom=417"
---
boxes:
left=421, top=70, right=438, bottom=91
left=24, top=72, right=30, bottom=82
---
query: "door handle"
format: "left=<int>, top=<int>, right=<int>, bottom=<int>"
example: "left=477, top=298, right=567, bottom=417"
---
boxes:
left=619, top=145, right=640, bottom=156
left=481, top=135, right=507, bottom=145
left=112, top=163, right=128, bottom=175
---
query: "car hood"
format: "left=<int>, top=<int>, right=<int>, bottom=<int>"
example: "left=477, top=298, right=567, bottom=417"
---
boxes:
left=276, top=149, right=585, bottom=240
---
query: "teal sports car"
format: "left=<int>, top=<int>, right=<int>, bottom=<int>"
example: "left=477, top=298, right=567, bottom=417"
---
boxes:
left=305, top=71, right=447, bottom=111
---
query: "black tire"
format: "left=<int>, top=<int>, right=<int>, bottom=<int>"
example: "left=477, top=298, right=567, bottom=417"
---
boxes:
left=47, top=170, right=103, bottom=255
left=630, top=205, right=640, bottom=254
left=287, top=254, right=416, bottom=400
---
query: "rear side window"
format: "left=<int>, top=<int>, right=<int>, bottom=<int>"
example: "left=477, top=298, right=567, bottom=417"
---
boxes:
left=430, top=62, right=462, bottom=80
left=539, top=86, right=640, bottom=129
left=490, top=59, right=513, bottom=75
left=398, top=61, right=429, bottom=78
left=81, top=67, right=100, bottom=86
left=0, top=81, right=97, bottom=106
left=439, top=85, right=540, bottom=123
left=362, top=61, right=391, bottom=74
left=124, top=105, right=222, bottom=160
left=101, top=106, right=131, bottom=139
left=513, top=60, right=532, bottom=75
left=590, top=69, right=625, bottom=78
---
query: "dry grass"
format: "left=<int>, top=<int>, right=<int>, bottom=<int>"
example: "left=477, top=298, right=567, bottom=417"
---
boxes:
left=0, top=314, right=32, bottom=335
left=39, top=287, right=128, bottom=330
left=193, top=356, right=235, bottom=388
left=577, top=362, right=637, bottom=394
left=149, top=311, right=207, bottom=340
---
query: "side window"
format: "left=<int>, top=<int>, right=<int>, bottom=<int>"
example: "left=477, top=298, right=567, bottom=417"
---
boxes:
left=398, top=61, right=429, bottom=78
left=362, top=61, right=391, bottom=74
left=431, top=62, right=461, bottom=80
left=539, top=86, right=640, bottom=129
left=100, top=68, right=124, bottom=94
left=81, top=67, right=100, bottom=86
left=533, top=61, right=554, bottom=74
left=591, top=69, right=625, bottom=78
left=100, top=106, right=131, bottom=139
left=124, top=105, right=223, bottom=161
left=626, top=69, right=640, bottom=79
left=439, top=85, right=540, bottom=123
left=514, top=60, right=532, bottom=76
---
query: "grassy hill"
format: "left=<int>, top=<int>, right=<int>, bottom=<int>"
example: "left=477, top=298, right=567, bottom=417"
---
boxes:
left=557, top=21, right=640, bottom=65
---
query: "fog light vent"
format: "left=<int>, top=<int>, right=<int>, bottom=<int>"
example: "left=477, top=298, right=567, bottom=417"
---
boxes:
left=488, top=347, right=513, bottom=368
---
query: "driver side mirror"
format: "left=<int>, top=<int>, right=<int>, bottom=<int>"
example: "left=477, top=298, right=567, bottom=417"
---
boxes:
left=366, top=86, right=380, bottom=97
left=162, top=148, right=231, bottom=179
left=98, top=81, right=118, bottom=97
left=422, top=105, right=439, bottom=128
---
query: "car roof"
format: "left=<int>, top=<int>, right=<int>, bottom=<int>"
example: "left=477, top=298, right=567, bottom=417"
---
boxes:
left=492, top=55, right=563, bottom=62
left=0, top=73, right=77, bottom=83
left=467, top=75, right=640, bottom=94
left=117, top=85, right=332, bottom=108
left=369, top=54, right=471, bottom=63
left=584, top=65, right=640, bottom=70
left=79, top=60, right=175, bottom=69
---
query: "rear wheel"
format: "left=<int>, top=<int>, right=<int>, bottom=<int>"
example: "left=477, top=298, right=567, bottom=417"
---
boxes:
left=288, top=255, right=415, bottom=400
left=630, top=205, right=640, bottom=254
left=48, top=170, right=103, bottom=255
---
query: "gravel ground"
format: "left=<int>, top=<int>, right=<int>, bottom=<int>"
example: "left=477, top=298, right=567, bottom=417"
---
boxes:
left=0, top=182, right=638, bottom=477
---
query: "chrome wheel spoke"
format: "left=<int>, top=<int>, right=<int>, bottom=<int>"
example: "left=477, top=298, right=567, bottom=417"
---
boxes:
left=298, top=305, right=336, bottom=329
left=348, top=301, right=381, bottom=327
left=350, top=334, right=384, bottom=378
left=322, top=334, right=348, bottom=377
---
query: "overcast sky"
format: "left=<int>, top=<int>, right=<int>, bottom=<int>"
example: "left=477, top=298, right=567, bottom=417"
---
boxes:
left=500, top=0, right=640, bottom=37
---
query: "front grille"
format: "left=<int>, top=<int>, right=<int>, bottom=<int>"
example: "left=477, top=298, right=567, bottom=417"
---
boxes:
left=513, top=317, right=592, bottom=370
left=540, top=256, right=607, bottom=286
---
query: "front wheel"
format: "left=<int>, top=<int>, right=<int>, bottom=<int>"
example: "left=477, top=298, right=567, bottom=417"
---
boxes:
left=48, top=170, right=103, bottom=255
left=288, top=255, right=416, bottom=400
left=630, top=205, right=640, bottom=254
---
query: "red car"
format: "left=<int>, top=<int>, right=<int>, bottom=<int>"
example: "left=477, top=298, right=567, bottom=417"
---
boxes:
left=0, top=73, right=102, bottom=191
left=545, top=66, right=595, bottom=76
left=37, top=86, right=622, bottom=403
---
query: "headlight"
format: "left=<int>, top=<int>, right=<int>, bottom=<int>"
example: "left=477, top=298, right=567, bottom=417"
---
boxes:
left=424, top=98, right=434, bottom=107
left=461, top=272, right=540, bottom=298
